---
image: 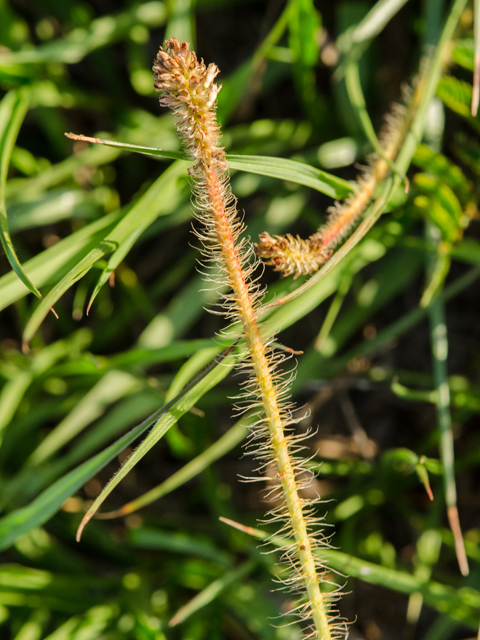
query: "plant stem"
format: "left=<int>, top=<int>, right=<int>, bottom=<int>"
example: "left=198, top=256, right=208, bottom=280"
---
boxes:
left=153, top=38, right=339, bottom=639
left=203, top=155, right=332, bottom=639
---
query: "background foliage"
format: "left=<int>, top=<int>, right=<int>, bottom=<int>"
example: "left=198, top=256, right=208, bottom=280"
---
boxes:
left=0, top=0, right=479, bottom=638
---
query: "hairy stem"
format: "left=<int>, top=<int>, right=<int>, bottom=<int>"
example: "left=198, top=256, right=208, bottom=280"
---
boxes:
left=153, top=39, right=341, bottom=638
left=208, top=162, right=331, bottom=637
left=254, top=67, right=425, bottom=279
left=206, top=159, right=331, bottom=638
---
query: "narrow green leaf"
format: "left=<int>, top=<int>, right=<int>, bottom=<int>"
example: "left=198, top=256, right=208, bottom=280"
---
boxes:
left=289, top=0, right=321, bottom=67
left=7, top=189, right=100, bottom=232
left=27, top=371, right=141, bottom=467
left=427, top=253, right=469, bottom=575
left=169, top=559, right=256, bottom=627
left=75, top=345, right=239, bottom=541
left=0, top=89, right=41, bottom=299
left=87, top=161, right=186, bottom=310
left=105, top=418, right=249, bottom=517
left=0, top=371, right=32, bottom=440
left=22, top=161, right=188, bottom=347
left=63, top=133, right=353, bottom=200
left=0, top=2, right=166, bottom=66
left=63, top=132, right=183, bottom=161
left=421, top=250, right=452, bottom=307
left=0, top=344, right=236, bottom=550
left=227, top=154, right=353, bottom=199
left=342, top=0, right=411, bottom=48
left=289, top=0, right=322, bottom=116
left=0, top=210, right=122, bottom=312
left=451, top=238, right=480, bottom=265
left=0, top=414, right=158, bottom=550
left=129, top=528, right=229, bottom=564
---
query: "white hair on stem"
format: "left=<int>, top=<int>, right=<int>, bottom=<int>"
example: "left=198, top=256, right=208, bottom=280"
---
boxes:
left=153, top=38, right=347, bottom=639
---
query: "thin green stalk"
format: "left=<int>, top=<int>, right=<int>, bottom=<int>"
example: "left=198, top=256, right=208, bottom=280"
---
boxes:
left=427, top=238, right=469, bottom=576
left=344, top=56, right=407, bottom=183
left=341, top=0, right=411, bottom=47
left=423, top=0, right=469, bottom=578
left=314, top=273, right=352, bottom=352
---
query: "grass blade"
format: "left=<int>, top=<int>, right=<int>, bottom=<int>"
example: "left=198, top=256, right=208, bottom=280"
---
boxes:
left=22, top=161, right=188, bottom=348
left=227, top=153, right=352, bottom=198
left=99, top=417, right=250, bottom=518
left=75, top=342, right=240, bottom=540
left=64, top=133, right=353, bottom=199
left=0, top=89, right=41, bottom=299
left=429, top=285, right=469, bottom=575
left=0, top=341, right=238, bottom=551
left=87, top=161, right=187, bottom=310
left=0, top=210, right=121, bottom=311
left=343, top=0, right=411, bottom=47
left=169, top=559, right=256, bottom=627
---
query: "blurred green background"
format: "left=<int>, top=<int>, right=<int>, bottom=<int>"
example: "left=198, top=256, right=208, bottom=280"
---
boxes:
left=0, top=0, right=480, bottom=638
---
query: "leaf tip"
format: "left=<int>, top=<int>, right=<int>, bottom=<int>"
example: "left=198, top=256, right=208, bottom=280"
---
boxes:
left=447, top=505, right=470, bottom=576
left=76, top=514, right=91, bottom=542
left=168, top=615, right=180, bottom=628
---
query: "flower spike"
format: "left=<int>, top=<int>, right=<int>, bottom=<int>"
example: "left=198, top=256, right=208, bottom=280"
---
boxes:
left=153, top=39, right=346, bottom=639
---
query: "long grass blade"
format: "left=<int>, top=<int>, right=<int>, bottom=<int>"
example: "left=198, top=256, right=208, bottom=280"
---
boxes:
left=0, top=89, right=42, bottom=299
left=22, top=161, right=188, bottom=348
left=75, top=340, right=241, bottom=540
left=64, top=133, right=353, bottom=199
left=98, top=417, right=250, bottom=518
left=169, top=559, right=256, bottom=627
left=0, top=340, right=239, bottom=551
left=429, top=286, right=469, bottom=575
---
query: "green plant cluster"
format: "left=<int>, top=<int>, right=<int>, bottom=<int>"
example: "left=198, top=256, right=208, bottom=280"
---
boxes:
left=0, top=0, right=480, bottom=638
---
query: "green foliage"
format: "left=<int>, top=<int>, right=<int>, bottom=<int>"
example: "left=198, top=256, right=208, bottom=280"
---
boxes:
left=0, top=0, right=479, bottom=638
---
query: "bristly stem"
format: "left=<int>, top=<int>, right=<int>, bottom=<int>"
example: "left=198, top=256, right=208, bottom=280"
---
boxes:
left=153, top=39, right=343, bottom=639
left=254, top=68, right=424, bottom=279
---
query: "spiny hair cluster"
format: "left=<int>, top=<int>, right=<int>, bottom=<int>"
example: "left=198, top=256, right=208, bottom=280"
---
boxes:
left=153, top=39, right=346, bottom=639
left=254, top=84, right=418, bottom=279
